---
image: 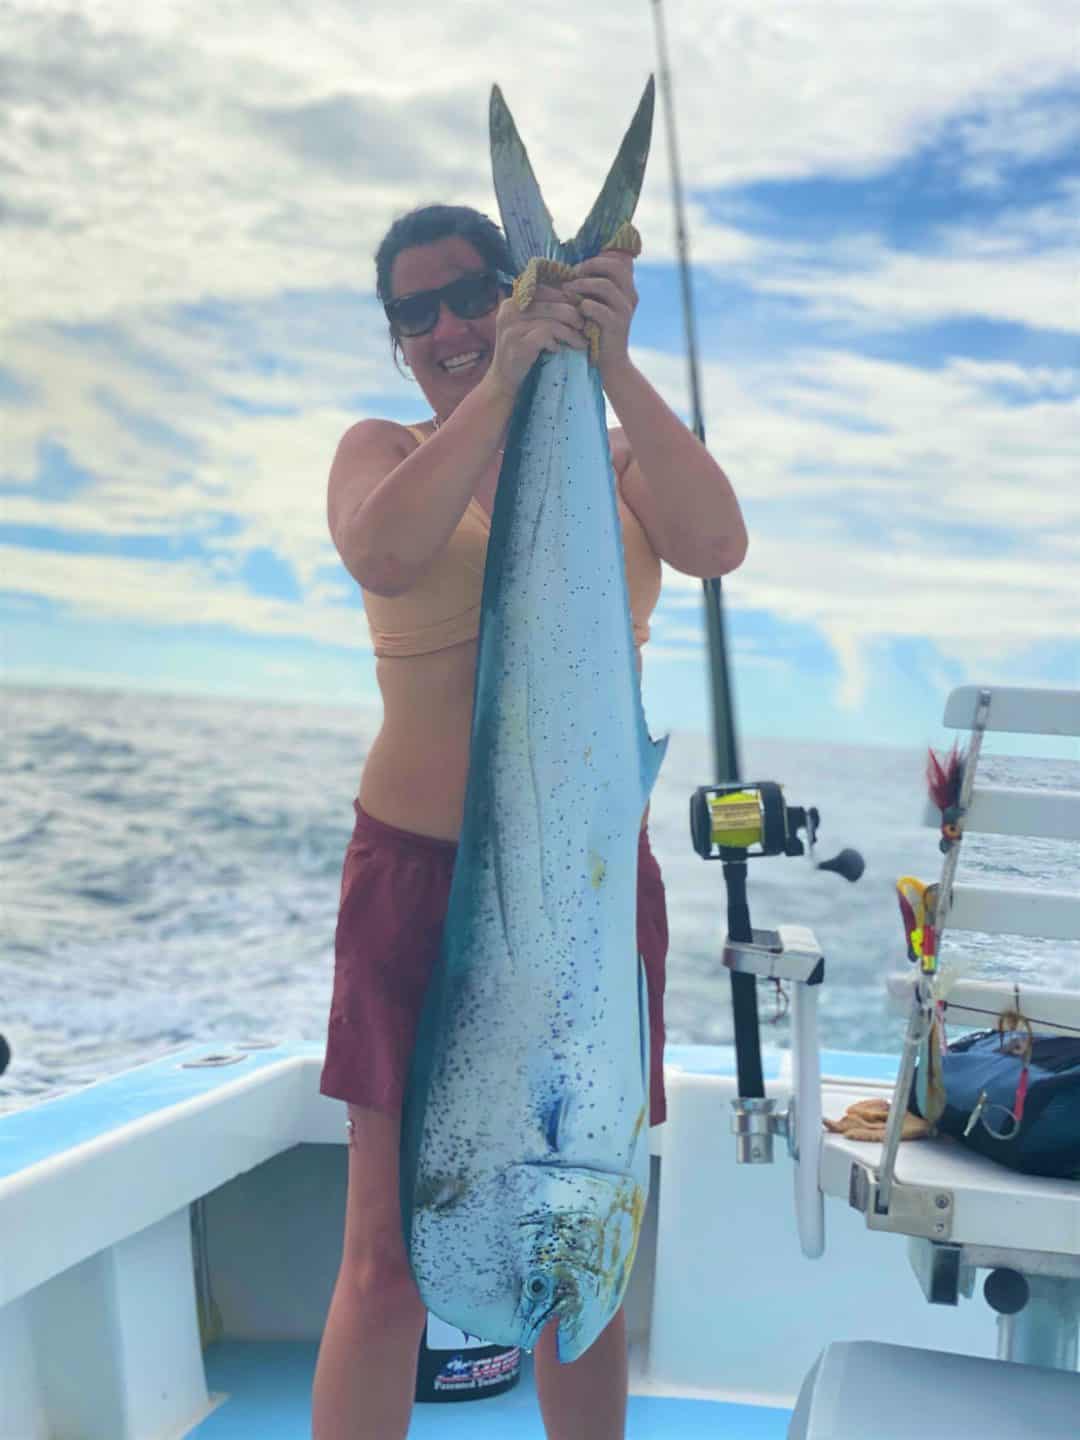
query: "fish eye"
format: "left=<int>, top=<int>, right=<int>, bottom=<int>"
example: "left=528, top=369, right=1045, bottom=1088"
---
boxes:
left=525, top=1272, right=553, bottom=1303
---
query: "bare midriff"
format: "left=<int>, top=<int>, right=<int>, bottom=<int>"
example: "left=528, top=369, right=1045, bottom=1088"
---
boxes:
left=358, top=640, right=647, bottom=843
left=358, top=642, right=480, bottom=841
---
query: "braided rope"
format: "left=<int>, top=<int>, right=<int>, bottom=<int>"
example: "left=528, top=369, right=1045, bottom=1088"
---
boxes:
left=512, top=222, right=642, bottom=365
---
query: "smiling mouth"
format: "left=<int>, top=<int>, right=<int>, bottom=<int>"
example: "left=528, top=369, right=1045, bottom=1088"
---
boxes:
left=439, top=350, right=485, bottom=375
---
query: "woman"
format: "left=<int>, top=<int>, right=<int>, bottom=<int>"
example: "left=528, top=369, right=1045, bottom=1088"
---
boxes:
left=312, top=204, right=747, bottom=1440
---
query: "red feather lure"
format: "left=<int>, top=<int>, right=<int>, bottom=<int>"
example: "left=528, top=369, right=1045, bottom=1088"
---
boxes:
left=927, top=742, right=963, bottom=812
left=927, top=742, right=965, bottom=850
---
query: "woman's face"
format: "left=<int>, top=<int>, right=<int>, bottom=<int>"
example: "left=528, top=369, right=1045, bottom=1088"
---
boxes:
left=389, top=236, right=502, bottom=421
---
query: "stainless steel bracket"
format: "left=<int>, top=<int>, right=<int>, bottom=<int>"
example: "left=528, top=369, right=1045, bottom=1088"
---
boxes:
left=723, top=924, right=825, bottom=985
left=907, top=1239, right=971, bottom=1305
left=727, top=922, right=824, bottom=1166
left=906, top=1238, right=1080, bottom=1309
left=848, top=1160, right=955, bottom=1241
left=731, top=1095, right=797, bottom=1164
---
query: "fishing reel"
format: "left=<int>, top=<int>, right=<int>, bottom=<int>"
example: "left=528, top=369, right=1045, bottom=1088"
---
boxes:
left=690, top=781, right=864, bottom=881
left=690, top=781, right=864, bottom=1212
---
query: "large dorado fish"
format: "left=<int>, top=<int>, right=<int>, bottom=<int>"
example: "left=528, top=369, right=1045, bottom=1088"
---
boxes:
left=399, top=77, right=667, bottom=1365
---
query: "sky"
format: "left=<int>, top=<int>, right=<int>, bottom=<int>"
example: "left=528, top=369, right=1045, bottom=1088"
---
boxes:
left=2, top=0, right=1078, bottom=749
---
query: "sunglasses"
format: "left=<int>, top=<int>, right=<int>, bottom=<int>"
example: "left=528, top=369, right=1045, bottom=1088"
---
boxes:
left=385, top=269, right=513, bottom=339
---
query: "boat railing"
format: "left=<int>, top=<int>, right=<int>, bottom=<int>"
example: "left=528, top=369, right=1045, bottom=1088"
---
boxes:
left=784, top=683, right=1080, bottom=1435
left=0, top=1044, right=329, bottom=1439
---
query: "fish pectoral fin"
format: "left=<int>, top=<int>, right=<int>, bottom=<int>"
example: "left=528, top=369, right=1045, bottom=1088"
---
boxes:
left=541, top=1093, right=574, bottom=1153
left=637, top=953, right=650, bottom=1096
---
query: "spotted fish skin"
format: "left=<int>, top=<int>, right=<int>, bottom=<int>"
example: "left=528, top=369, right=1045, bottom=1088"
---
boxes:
left=400, top=78, right=664, bottom=1365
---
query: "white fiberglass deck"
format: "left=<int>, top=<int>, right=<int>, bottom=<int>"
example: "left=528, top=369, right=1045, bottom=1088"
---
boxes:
left=191, top=1342, right=791, bottom=1438
left=1, top=1039, right=1057, bottom=1440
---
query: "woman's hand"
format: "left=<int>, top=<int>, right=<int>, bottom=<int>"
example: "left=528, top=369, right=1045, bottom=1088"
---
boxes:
left=487, top=282, right=589, bottom=398
left=564, top=248, right=638, bottom=386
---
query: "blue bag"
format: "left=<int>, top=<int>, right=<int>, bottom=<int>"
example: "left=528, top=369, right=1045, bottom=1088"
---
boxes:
left=912, top=1030, right=1080, bottom=1180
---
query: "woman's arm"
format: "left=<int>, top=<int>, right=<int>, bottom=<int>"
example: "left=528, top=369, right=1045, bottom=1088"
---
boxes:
left=329, top=376, right=513, bottom=597
left=330, top=282, right=588, bottom=596
left=565, top=253, right=747, bottom=578
left=605, top=362, right=747, bottom=577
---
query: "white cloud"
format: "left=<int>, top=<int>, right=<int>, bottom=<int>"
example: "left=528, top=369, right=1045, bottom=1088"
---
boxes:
left=0, top=542, right=372, bottom=651
left=2, top=0, right=1076, bottom=722
left=953, top=87, right=1080, bottom=191
left=639, top=343, right=1079, bottom=524
left=0, top=300, right=414, bottom=590
left=2, top=1, right=1076, bottom=328
left=3, top=304, right=1075, bottom=715
left=744, top=238, right=1079, bottom=335
left=644, top=338, right=1079, bottom=706
left=665, top=1, right=1073, bottom=186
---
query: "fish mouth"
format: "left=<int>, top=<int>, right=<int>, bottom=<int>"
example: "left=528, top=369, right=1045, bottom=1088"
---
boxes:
left=517, top=1266, right=565, bottom=1352
left=518, top=1301, right=559, bottom=1353
left=517, top=1292, right=593, bottom=1362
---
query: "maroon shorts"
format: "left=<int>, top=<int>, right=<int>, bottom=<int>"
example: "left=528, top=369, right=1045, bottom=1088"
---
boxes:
left=320, top=803, right=669, bottom=1125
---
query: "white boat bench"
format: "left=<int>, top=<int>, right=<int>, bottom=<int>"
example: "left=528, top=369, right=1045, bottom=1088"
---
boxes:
left=791, top=684, right=1080, bottom=1437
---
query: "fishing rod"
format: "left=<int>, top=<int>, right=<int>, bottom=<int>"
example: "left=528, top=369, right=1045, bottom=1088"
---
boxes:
left=650, top=4, right=864, bottom=1140
left=649, top=0, right=740, bottom=783
left=649, top=0, right=763, bottom=1097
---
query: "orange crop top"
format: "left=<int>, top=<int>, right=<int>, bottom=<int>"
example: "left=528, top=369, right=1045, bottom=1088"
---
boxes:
left=363, top=425, right=662, bottom=658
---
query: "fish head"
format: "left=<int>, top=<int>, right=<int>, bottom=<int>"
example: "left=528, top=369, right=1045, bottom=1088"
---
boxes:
left=506, top=1162, right=647, bottom=1362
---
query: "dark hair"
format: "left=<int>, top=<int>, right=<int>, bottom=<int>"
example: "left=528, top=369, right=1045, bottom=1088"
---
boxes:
left=375, top=204, right=514, bottom=373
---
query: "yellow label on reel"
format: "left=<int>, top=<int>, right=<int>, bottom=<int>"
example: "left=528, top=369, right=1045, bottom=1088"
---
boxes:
left=706, top=790, right=765, bottom=849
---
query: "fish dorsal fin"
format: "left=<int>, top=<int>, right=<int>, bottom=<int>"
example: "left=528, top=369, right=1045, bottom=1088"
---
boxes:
left=489, top=85, right=561, bottom=269
left=640, top=730, right=668, bottom=807
left=566, top=76, right=655, bottom=264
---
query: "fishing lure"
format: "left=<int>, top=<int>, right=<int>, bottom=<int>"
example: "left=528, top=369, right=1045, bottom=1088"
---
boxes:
left=927, top=742, right=966, bottom=853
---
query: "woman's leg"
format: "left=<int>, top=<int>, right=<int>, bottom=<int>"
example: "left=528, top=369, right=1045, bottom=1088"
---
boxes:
left=533, top=1307, right=628, bottom=1440
left=311, top=1104, right=426, bottom=1440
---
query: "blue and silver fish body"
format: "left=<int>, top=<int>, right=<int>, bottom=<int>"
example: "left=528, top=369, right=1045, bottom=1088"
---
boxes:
left=400, top=78, right=664, bottom=1365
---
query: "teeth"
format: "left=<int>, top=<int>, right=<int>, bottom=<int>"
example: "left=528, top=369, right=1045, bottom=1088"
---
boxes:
left=441, top=352, right=482, bottom=372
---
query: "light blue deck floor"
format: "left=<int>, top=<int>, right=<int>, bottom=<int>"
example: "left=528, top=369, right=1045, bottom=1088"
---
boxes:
left=189, top=1342, right=792, bottom=1438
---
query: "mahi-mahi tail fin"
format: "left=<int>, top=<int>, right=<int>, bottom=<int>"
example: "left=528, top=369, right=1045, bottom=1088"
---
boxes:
left=489, top=77, right=655, bottom=273
left=567, top=77, right=655, bottom=264
left=490, top=85, right=561, bottom=269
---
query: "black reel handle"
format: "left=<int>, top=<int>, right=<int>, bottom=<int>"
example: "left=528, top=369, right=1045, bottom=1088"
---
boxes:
left=817, top=847, right=865, bottom=883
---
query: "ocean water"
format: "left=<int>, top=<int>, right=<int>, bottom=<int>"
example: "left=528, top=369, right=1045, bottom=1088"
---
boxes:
left=2, top=683, right=1077, bottom=1115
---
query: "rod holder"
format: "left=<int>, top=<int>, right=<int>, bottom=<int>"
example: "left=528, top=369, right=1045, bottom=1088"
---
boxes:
left=731, top=1096, right=791, bottom=1164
